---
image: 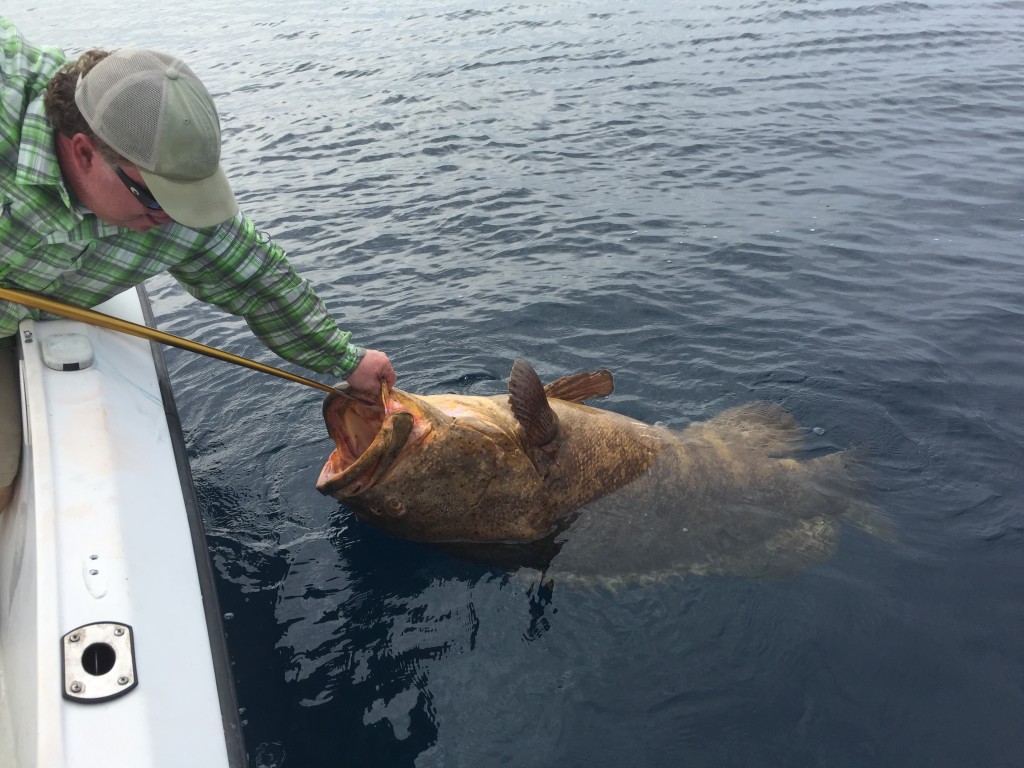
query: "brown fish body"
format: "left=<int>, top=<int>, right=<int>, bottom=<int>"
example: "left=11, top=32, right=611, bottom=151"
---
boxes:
left=317, top=360, right=877, bottom=577
left=319, top=387, right=665, bottom=542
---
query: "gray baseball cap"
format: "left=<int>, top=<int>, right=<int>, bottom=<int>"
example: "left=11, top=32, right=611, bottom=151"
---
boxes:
left=75, top=48, right=239, bottom=228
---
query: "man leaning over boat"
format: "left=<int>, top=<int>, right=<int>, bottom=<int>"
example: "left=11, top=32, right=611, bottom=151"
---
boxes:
left=0, top=19, right=398, bottom=511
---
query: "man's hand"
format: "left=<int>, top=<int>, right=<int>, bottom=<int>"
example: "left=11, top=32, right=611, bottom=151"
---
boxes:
left=345, top=348, right=397, bottom=393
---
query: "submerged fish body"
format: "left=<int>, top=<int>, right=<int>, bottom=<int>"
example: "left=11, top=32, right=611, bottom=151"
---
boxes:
left=317, top=360, right=879, bottom=579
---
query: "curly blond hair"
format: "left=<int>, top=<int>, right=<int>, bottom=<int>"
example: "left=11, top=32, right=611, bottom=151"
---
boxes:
left=44, top=49, right=125, bottom=164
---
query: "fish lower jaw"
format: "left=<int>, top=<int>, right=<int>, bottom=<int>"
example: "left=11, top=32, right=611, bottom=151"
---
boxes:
left=315, top=458, right=376, bottom=498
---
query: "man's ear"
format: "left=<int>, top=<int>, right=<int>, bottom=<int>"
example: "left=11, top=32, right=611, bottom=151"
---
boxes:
left=66, top=132, right=103, bottom=174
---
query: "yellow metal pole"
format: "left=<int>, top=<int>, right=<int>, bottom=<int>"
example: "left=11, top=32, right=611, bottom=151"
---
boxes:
left=0, top=286, right=341, bottom=394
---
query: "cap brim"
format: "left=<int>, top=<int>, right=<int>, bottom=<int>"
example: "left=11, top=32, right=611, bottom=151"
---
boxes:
left=140, top=164, right=239, bottom=229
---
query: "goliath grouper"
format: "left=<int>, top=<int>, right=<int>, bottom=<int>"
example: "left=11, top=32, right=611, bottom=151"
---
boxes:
left=317, top=360, right=885, bottom=581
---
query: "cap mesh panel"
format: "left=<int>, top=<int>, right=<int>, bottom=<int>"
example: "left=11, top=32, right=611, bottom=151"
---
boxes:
left=77, top=49, right=200, bottom=170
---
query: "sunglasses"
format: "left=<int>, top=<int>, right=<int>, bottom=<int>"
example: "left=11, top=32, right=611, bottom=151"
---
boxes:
left=114, top=167, right=163, bottom=211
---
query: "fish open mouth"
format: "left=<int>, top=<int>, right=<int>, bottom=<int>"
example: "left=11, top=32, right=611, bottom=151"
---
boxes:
left=316, top=384, right=415, bottom=497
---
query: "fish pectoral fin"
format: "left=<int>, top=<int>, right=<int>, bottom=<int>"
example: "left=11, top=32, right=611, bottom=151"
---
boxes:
left=525, top=440, right=565, bottom=483
left=543, top=369, right=614, bottom=403
left=509, top=359, right=560, bottom=446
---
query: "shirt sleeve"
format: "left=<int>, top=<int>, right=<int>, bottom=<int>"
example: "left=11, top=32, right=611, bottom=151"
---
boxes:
left=168, top=213, right=365, bottom=377
left=1, top=19, right=68, bottom=338
left=1, top=20, right=64, bottom=134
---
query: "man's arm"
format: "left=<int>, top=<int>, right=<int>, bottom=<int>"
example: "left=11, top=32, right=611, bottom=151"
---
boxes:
left=169, top=212, right=394, bottom=386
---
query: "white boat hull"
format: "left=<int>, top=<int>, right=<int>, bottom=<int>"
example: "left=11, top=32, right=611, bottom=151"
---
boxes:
left=0, top=288, right=245, bottom=767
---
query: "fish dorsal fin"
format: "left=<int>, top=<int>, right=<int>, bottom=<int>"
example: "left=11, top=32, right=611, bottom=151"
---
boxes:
left=704, top=401, right=805, bottom=457
left=543, top=369, right=614, bottom=403
left=508, top=359, right=560, bottom=446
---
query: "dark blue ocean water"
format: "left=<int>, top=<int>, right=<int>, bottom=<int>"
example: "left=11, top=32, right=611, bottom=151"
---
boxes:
left=12, top=1, right=1024, bottom=765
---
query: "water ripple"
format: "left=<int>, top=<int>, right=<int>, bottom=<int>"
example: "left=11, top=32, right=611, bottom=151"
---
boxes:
left=11, top=0, right=1024, bottom=764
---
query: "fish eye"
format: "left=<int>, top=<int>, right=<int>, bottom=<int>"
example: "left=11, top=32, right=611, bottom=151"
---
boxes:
left=386, top=498, right=405, bottom=517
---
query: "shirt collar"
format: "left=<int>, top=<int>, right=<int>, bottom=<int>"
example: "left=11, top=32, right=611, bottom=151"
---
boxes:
left=15, top=94, right=78, bottom=214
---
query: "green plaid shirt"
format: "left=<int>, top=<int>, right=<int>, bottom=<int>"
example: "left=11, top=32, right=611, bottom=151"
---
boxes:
left=0, top=19, right=364, bottom=377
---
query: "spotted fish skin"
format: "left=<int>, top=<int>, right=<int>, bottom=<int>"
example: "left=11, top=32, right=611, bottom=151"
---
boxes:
left=317, top=360, right=878, bottom=577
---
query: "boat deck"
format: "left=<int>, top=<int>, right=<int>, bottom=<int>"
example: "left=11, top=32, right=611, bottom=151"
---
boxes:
left=0, top=289, right=245, bottom=768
